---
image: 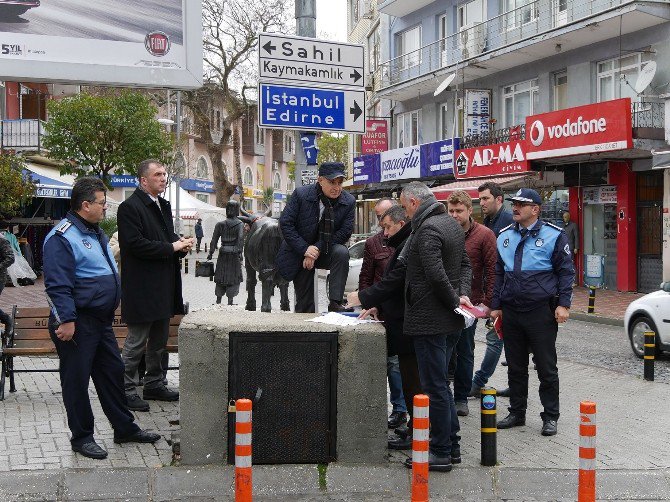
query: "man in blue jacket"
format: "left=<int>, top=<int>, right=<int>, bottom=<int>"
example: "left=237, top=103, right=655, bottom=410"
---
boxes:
left=490, top=188, right=574, bottom=437
left=276, top=162, right=355, bottom=312
left=43, top=177, right=160, bottom=460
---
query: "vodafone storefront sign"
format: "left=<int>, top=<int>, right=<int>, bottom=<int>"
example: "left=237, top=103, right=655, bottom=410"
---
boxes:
left=525, top=98, right=633, bottom=159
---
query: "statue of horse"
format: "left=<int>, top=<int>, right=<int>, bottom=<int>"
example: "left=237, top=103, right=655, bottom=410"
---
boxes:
left=239, top=208, right=290, bottom=313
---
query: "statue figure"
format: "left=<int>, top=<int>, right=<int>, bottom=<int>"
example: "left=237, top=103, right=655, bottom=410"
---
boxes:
left=239, top=207, right=290, bottom=313
left=208, top=201, right=244, bottom=305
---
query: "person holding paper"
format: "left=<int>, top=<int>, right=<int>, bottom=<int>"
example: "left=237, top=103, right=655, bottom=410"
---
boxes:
left=446, top=191, right=497, bottom=418
left=490, top=188, right=574, bottom=437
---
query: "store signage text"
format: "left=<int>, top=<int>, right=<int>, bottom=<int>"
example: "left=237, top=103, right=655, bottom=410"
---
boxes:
left=362, top=119, right=388, bottom=155
left=526, top=98, right=632, bottom=159
left=454, top=140, right=528, bottom=179
left=380, top=146, right=420, bottom=182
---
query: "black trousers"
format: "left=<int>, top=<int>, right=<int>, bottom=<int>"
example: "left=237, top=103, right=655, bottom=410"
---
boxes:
left=502, top=303, right=559, bottom=421
left=50, top=312, right=139, bottom=447
left=293, top=243, right=349, bottom=313
left=398, top=352, right=421, bottom=427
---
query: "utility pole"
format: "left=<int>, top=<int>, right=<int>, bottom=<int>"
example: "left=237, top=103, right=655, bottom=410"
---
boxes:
left=295, top=0, right=316, bottom=187
left=175, top=90, right=182, bottom=235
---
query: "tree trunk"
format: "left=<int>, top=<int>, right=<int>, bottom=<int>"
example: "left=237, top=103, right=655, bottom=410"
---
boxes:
left=233, top=127, right=243, bottom=208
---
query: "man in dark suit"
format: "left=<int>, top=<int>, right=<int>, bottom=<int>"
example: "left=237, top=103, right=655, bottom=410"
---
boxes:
left=399, top=181, right=472, bottom=473
left=117, top=159, right=193, bottom=412
left=276, top=162, right=355, bottom=313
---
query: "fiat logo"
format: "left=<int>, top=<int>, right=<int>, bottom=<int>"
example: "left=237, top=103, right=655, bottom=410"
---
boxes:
left=530, top=120, right=545, bottom=147
left=145, top=31, right=170, bottom=57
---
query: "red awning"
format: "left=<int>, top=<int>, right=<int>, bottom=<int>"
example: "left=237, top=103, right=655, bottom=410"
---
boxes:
left=172, top=209, right=199, bottom=220
left=431, top=173, right=537, bottom=201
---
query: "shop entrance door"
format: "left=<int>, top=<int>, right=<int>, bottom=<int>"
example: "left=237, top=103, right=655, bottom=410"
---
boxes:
left=637, top=204, right=662, bottom=293
left=583, top=202, right=617, bottom=289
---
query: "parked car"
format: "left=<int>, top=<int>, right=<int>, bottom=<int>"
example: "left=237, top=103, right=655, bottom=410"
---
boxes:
left=0, top=1, right=39, bottom=17
left=624, top=283, right=670, bottom=358
left=318, top=239, right=366, bottom=298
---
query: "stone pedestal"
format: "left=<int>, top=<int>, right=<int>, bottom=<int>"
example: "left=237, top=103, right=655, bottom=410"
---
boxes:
left=179, top=309, right=387, bottom=465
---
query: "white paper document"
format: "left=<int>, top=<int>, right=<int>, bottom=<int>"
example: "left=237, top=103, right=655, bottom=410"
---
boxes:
left=306, top=312, right=382, bottom=327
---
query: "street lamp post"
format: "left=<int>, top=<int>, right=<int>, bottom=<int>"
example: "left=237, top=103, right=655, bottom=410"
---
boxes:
left=158, top=90, right=182, bottom=234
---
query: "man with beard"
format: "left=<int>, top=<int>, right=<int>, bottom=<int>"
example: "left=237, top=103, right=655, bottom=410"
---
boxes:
left=276, top=162, right=355, bottom=313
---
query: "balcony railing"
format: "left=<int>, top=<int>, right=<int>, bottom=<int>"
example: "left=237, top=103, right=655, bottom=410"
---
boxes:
left=632, top=101, right=664, bottom=129
left=379, top=0, right=646, bottom=89
left=0, top=119, right=46, bottom=151
left=461, top=124, right=526, bottom=149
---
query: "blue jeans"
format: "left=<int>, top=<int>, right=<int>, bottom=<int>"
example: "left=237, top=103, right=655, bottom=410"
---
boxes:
left=472, top=328, right=504, bottom=388
left=453, top=320, right=478, bottom=403
left=413, top=333, right=460, bottom=457
left=387, top=355, right=407, bottom=413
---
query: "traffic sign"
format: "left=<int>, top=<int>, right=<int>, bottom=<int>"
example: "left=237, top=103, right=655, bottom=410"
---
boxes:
left=258, top=33, right=365, bottom=89
left=259, top=83, right=365, bottom=134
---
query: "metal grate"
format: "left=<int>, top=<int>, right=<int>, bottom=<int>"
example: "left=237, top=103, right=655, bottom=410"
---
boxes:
left=227, top=331, right=338, bottom=464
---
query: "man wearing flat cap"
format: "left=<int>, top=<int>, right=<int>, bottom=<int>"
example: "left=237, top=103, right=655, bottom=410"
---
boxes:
left=276, top=162, right=356, bottom=312
left=490, top=188, right=574, bottom=437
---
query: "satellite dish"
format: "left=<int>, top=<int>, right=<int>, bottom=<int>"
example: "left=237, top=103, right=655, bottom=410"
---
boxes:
left=434, top=73, right=457, bottom=97
left=634, top=61, right=657, bottom=94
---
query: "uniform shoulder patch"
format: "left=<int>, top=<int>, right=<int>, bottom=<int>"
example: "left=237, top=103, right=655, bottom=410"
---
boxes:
left=55, top=220, right=72, bottom=234
left=499, top=223, right=514, bottom=233
left=545, top=222, right=563, bottom=232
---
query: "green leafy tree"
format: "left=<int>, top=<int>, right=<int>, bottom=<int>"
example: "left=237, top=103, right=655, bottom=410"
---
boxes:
left=0, top=154, right=34, bottom=218
left=44, top=91, right=174, bottom=183
left=317, top=133, right=348, bottom=167
left=262, top=186, right=274, bottom=211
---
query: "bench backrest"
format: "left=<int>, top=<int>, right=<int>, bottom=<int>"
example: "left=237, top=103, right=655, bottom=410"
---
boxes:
left=10, top=306, right=182, bottom=352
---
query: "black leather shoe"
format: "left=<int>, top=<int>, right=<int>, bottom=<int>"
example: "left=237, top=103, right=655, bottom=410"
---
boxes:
left=394, top=424, right=410, bottom=439
left=388, top=411, right=408, bottom=429
left=541, top=419, right=558, bottom=436
left=72, top=441, right=108, bottom=459
left=388, top=434, right=411, bottom=450
left=328, top=300, right=354, bottom=312
left=114, top=429, right=161, bottom=444
left=497, top=413, right=526, bottom=429
left=404, top=452, right=453, bottom=472
left=468, top=385, right=481, bottom=398
left=496, top=387, right=510, bottom=397
left=126, top=394, right=150, bottom=412
left=143, top=385, right=179, bottom=402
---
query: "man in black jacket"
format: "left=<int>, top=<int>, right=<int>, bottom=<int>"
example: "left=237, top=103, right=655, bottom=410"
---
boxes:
left=399, top=181, right=472, bottom=473
left=118, top=159, right=193, bottom=412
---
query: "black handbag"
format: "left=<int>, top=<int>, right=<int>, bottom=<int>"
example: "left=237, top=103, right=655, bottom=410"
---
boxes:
left=195, top=261, right=215, bottom=278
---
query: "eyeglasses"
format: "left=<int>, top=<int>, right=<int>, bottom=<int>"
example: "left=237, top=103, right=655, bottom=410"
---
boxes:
left=511, top=201, right=537, bottom=208
left=88, top=199, right=108, bottom=207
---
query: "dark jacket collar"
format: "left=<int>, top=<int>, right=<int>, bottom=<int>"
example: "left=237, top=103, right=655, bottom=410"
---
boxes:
left=135, top=187, right=168, bottom=207
left=514, top=219, right=544, bottom=237
left=411, top=198, right=445, bottom=231
left=387, top=220, right=412, bottom=248
left=67, top=210, right=101, bottom=235
left=304, top=183, right=348, bottom=206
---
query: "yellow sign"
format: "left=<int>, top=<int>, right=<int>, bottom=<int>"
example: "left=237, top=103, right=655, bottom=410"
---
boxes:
left=243, top=187, right=253, bottom=197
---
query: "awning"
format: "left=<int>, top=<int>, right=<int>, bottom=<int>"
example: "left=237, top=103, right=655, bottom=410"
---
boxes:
left=431, top=173, right=537, bottom=201
left=171, top=209, right=199, bottom=220
left=23, top=163, right=75, bottom=199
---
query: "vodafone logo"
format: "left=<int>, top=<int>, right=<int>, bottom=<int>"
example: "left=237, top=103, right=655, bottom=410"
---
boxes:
left=530, top=120, right=544, bottom=147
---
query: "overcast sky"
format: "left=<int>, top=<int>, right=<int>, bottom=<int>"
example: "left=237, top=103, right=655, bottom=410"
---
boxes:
left=314, top=0, right=347, bottom=41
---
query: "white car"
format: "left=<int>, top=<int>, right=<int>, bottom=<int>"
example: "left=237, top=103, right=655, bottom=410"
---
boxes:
left=318, top=239, right=366, bottom=298
left=624, top=283, right=670, bottom=358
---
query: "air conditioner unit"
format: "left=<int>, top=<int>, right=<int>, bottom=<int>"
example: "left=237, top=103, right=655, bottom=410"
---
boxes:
left=458, top=23, right=486, bottom=59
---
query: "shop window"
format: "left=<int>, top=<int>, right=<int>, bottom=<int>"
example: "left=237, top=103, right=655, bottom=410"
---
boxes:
left=553, top=71, right=568, bottom=110
left=503, top=78, right=538, bottom=128
left=395, top=25, right=421, bottom=70
left=597, top=52, right=651, bottom=102
left=196, top=156, right=209, bottom=178
left=396, top=109, right=422, bottom=148
left=244, top=166, right=253, bottom=186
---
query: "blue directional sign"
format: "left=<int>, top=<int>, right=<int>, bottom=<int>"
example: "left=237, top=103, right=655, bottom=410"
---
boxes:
left=259, top=83, right=365, bottom=134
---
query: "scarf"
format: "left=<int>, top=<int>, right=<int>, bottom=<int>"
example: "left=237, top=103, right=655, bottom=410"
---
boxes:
left=397, top=198, right=445, bottom=265
left=317, top=184, right=336, bottom=255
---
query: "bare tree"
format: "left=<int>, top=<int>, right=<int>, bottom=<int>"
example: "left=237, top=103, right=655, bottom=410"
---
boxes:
left=180, top=0, right=292, bottom=207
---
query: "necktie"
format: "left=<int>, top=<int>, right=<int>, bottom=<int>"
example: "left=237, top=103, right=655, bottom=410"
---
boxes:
left=520, top=228, right=528, bottom=238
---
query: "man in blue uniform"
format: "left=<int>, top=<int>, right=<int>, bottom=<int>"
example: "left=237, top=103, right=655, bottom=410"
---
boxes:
left=490, top=188, right=574, bottom=437
left=43, top=177, right=160, bottom=460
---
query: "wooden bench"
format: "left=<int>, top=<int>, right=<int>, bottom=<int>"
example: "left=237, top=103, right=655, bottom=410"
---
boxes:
left=0, top=305, right=186, bottom=400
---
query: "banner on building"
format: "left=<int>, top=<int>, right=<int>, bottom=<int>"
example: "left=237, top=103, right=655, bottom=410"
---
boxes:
left=420, top=138, right=459, bottom=177
left=180, top=178, right=214, bottom=193
left=465, top=89, right=491, bottom=138
left=454, top=140, right=529, bottom=179
left=300, top=132, right=319, bottom=165
left=108, top=174, right=139, bottom=187
left=362, top=119, right=388, bottom=154
left=353, top=154, right=381, bottom=184
left=525, top=98, right=633, bottom=159
left=379, top=145, right=421, bottom=182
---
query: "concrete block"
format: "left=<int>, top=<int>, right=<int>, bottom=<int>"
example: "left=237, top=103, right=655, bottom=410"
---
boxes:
left=179, top=310, right=387, bottom=466
left=153, top=465, right=234, bottom=501
left=0, top=470, right=61, bottom=501
left=61, top=468, right=149, bottom=500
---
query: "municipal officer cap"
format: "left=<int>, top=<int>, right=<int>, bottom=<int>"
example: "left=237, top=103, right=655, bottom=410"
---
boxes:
left=319, top=162, right=346, bottom=180
left=507, top=188, right=542, bottom=205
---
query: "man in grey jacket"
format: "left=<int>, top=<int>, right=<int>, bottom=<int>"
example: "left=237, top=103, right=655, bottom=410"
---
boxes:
left=399, top=182, right=472, bottom=473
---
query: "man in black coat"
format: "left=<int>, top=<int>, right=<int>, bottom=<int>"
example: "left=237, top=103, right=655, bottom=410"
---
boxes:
left=399, top=181, right=472, bottom=473
left=276, top=162, right=355, bottom=313
left=118, top=159, right=193, bottom=412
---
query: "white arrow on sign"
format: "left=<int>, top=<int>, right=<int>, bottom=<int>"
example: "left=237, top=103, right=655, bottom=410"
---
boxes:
left=258, top=33, right=365, bottom=89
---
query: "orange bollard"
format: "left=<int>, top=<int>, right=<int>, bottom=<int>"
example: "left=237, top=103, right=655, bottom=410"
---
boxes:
left=235, top=398, right=253, bottom=502
left=411, top=394, right=430, bottom=502
left=578, top=401, right=596, bottom=502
